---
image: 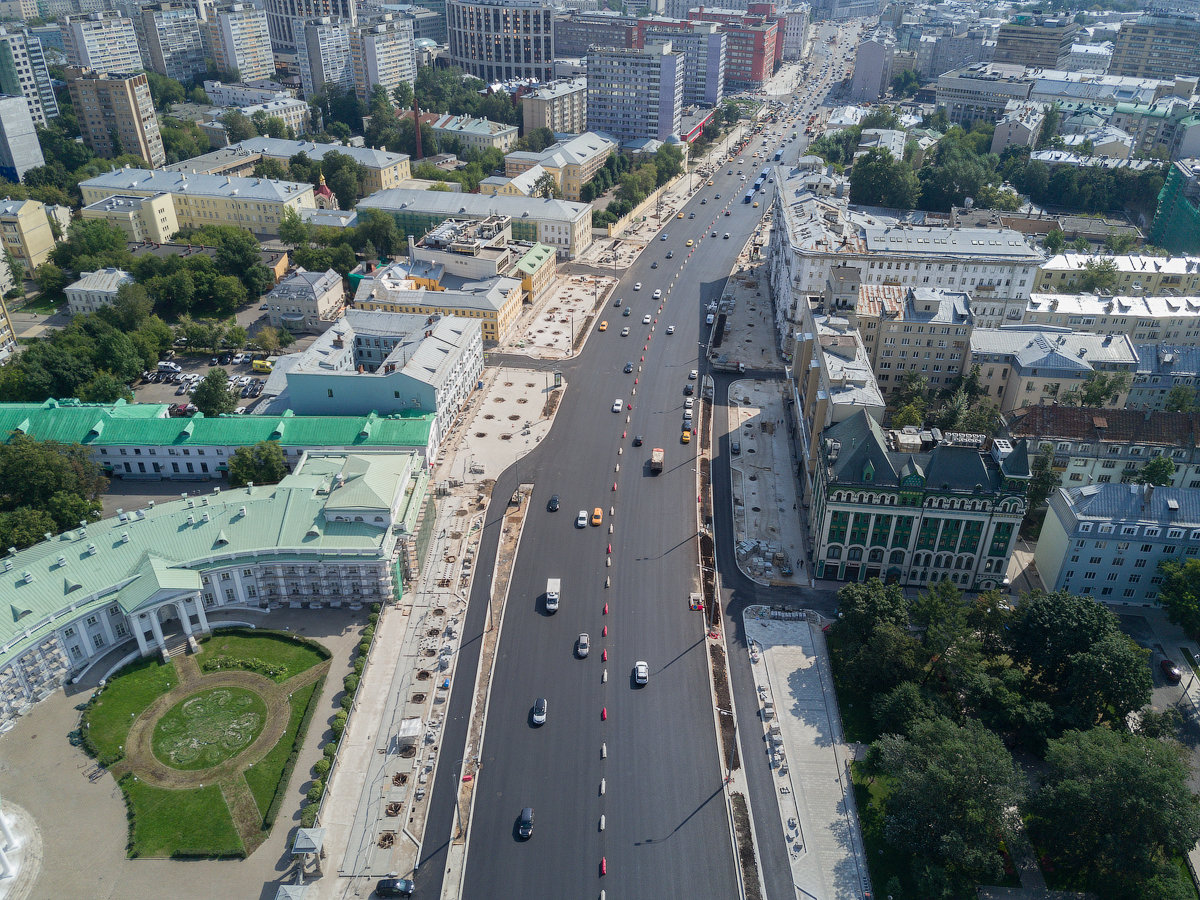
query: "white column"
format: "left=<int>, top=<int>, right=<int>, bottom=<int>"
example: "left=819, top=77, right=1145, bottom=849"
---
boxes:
left=133, top=619, right=149, bottom=656
left=175, top=601, right=192, bottom=636
left=148, top=611, right=166, bottom=651
left=194, top=593, right=210, bottom=633
left=98, top=609, right=116, bottom=648
left=0, top=808, right=16, bottom=850
left=0, top=847, right=11, bottom=877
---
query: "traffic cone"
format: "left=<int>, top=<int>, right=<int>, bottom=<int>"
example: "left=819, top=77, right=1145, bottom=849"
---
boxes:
left=602, top=648, right=607, bottom=661
left=601, top=708, right=607, bottom=721
left=603, top=602, right=608, bottom=615
left=607, top=543, right=612, bottom=554
left=601, top=858, right=607, bottom=876
left=603, top=625, right=608, bottom=637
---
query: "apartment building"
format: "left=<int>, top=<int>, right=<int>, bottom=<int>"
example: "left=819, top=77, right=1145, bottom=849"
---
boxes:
left=1130, top=344, right=1200, bottom=411
left=261, top=0, right=354, bottom=52
left=1109, top=13, right=1200, bottom=82
left=914, top=29, right=992, bottom=80
left=67, top=68, right=165, bottom=168
left=0, top=293, right=13, bottom=364
left=782, top=5, right=810, bottom=60
left=1035, top=253, right=1200, bottom=296
left=430, top=113, right=518, bottom=153
left=553, top=9, right=635, bottom=57
left=1023, top=292, right=1200, bottom=344
left=202, top=80, right=295, bottom=107
left=0, top=95, right=43, bottom=183
left=503, top=132, right=615, bottom=201
left=587, top=42, right=684, bottom=144
left=990, top=100, right=1045, bottom=154
left=1008, top=405, right=1200, bottom=490
left=936, top=63, right=1033, bottom=127
left=80, top=193, right=179, bottom=243
left=993, top=13, right=1076, bottom=69
left=264, top=266, right=344, bottom=333
left=848, top=28, right=894, bottom=103
left=810, top=411, right=1028, bottom=589
left=61, top=13, right=142, bottom=75
left=1036, top=483, right=1200, bottom=604
left=205, top=4, right=275, bottom=84
left=350, top=16, right=415, bottom=104
left=64, top=267, right=135, bottom=315
left=295, top=17, right=353, bottom=100
left=447, top=0, right=555, bottom=83
left=521, top=78, right=587, bottom=135
left=639, top=19, right=726, bottom=108
left=687, top=6, right=778, bottom=90
left=0, top=198, right=55, bottom=273
left=967, top=327, right=1139, bottom=412
left=0, top=28, right=58, bottom=126
left=79, top=168, right=315, bottom=235
left=141, top=2, right=207, bottom=83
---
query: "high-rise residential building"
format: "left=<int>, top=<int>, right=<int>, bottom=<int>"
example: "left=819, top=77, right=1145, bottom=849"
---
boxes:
left=1108, top=13, right=1200, bottom=81
left=553, top=9, right=636, bottom=57
left=587, top=41, right=684, bottom=144
left=262, top=0, right=355, bottom=52
left=61, top=13, right=142, bottom=75
left=67, top=68, right=166, bottom=168
left=782, top=5, right=810, bottom=60
left=521, top=77, right=587, bottom=134
left=141, top=3, right=208, bottom=82
left=0, top=28, right=58, bottom=126
left=992, top=13, right=1076, bottom=69
left=295, top=17, right=353, bottom=100
left=641, top=20, right=725, bottom=107
left=205, top=4, right=274, bottom=83
left=350, top=15, right=415, bottom=104
left=0, top=95, right=44, bottom=182
left=847, top=27, right=894, bottom=103
left=447, top=0, right=555, bottom=83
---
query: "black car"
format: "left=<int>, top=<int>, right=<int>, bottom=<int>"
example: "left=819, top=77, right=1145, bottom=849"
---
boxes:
left=666, top=250, right=674, bottom=259
left=624, top=362, right=634, bottom=373
left=376, top=877, right=414, bottom=897
left=1161, top=657, right=1183, bottom=684
left=731, top=441, right=741, bottom=455
left=547, top=494, right=560, bottom=512
left=623, top=307, right=632, bottom=317
left=218, top=353, right=232, bottom=365
left=517, top=807, right=534, bottom=840
left=632, top=435, right=643, bottom=447
left=684, top=384, right=694, bottom=396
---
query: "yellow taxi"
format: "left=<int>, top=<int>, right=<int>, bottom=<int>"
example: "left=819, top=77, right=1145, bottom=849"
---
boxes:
left=676, top=212, right=684, bottom=219
left=686, top=239, right=694, bottom=247
left=591, top=507, right=603, bottom=526
left=598, top=321, right=608, bottom=332
left=752, top=201, right=759, bottom=208
left=707, top=180, right=714, bottom=186
left=681, top=431, right=691, bottom=444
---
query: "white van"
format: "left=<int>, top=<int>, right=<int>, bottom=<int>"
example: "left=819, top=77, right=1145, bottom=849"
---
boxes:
left=157, top=361, right=182, bottom=374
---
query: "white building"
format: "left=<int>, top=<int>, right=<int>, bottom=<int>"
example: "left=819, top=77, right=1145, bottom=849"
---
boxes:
left=203, top=80, right=296, bottom=107
left=0, top=27, right=59, bottom=125
left=295, top=17, right=353, bottom=100
left=782, top=5, right=811, bottom=60
left=237, top=98, right=310, bottom=136
left=205, top=4, right=275, bottom=84
left=265, top=266, right=344, bottom=333
left=141, top=2, right=207, bottom=83
left=350, top=16, right=416, bottom=104
left=1059, top=41, right=1113, bottom=74
left=61, top=13, right=142, bottom=76
left=65, top=267, right=135, bottom=315
left=261, top=0, right=355, bottom=53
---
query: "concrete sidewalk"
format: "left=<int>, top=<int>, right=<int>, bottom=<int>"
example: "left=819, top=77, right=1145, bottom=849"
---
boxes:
left=743, top=606, right=870, bottom=900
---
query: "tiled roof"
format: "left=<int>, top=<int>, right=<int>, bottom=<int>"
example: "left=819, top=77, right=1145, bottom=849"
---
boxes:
left=1008, top=405, right=1200, bottom=447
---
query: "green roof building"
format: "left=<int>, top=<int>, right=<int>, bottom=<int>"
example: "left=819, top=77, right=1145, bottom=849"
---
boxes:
left=0, top=451, right=430, bottom=728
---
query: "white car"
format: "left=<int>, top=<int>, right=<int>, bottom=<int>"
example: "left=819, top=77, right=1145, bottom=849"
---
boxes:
left=652, top=289, right=662, bottom=300
left=576, top=510, right=588, bottom=528
left=634, top=661, right=649, bottom=685
left=634, top=282, right=642, bottom=291
left=685, top=398, right=694, bottom=409
left=612, top=398, right=623, bottom=413
left=689, top=369, right=698, bottom=380
left=577, top=633, right=590, bottom=658
left=642, top=314, right=653, bottom=325
left=621, top=327, right=630, bottom=336
left=666, top=325, right=676, bottom=334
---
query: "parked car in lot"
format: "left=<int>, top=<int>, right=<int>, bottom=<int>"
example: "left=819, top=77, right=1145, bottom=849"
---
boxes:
left=1161, top=657, right=1183, bottom=684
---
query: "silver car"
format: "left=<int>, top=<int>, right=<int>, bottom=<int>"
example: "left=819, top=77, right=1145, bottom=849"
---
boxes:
left=577, top=633, right=590, bottom=658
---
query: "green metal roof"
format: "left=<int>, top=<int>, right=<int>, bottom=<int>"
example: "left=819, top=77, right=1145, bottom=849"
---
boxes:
left=0, top=401, right=434, bottom=451
left=513, top=243, right=554, bottom=276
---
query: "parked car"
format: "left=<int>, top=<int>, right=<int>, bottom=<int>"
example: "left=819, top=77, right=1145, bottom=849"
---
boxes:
left=376, top=877, right=414, bottom=897
left=1161, top=657, right=1183, bottom=684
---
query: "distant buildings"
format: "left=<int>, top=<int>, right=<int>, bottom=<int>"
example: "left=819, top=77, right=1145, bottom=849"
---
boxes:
left=264, top=267, right=345, bottom=333
left=66, top=69, right=166, bottom=168
left=502, top=132, right=615, bottom=201
left=688, top=5, right=778, bottom=91
left=350, top=16, right=416, bottom=104
left=0, top=95, right=44, bottom=183
left=295, top=17, right=353, bottom=100
left=232, top=138, right=411, bottom=195
left=140, top=2, right=207, bottom=83
left=429, top=114, right=518, bottom=153
left=0, top=198, right=57, bottom=272
left=993, top=13, right=1076, bottom=70
left=0, top=294, right=13, bottom=364
left=65, top=267, right=135, bottom=316
left=1109, top=13, right=1200, bottom=82
left=587, top=42, right=684, bottom=144
left=990, top=100, right=1045, bottom=155
left=261, top=0, right=355, bottom=53
left=447, top=0, right=555, bottom=83
left=847, top=28, right=894, bottom=104
left=781, top=5, right=810, bottom=60
left=205, top=4, right=275, bottom=84
left=553, top=9, right=635, bottom=57
left=61, top=12, right=142, bottom=76
left=202, top=80, right=295, bottom=107
left=0, top=27, right=58, bottom=125
left=521, top=78, right=587, bottom=135
left=639, top=19, right=726, bottom=108
left=80, top=193, right=179, bottom=243
left=1035, top=256, right=1200, bottom=297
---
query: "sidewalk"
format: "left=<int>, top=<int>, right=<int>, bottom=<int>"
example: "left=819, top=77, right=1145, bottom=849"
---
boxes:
left=743, top=606, right=871, bottom=900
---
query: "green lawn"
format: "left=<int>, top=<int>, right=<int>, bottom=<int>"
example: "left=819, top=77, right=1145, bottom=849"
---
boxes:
left=123, top=778, right=244, bottom=858
left=152, top=686, right=267, bottom=771
left=198, top=628, right=328, bottom=683
left=852, top=765, right=910, bottom=893
left=15, top=292, right=61, bottom=314
left=244, top=680, right=320, bottom=820
left=83, top=657, right=178, bottom=766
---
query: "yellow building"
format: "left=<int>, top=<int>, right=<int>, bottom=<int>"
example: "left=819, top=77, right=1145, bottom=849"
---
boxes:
left=509, top=242, right=555, bottom=303
left=503, top=132, right=616, bottom=201
left=0, top=198, right=55, bottom=272
left=1035, top=252, right=1200, bottom=295
left=233, top=138, right=411, bottom=196
left=353, top=262, right=522, bottom=343
left=79, top=169, right=316, bottom=236
left=80, top=193, right=179, bottom=243
left=0, top=292, right=15, bottom=364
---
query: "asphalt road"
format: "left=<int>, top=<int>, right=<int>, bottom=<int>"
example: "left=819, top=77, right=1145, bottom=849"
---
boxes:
left=416, top=24, right=860, bottom=899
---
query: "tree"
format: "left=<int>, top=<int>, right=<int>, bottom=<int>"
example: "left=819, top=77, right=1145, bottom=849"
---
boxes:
left=220, top=110, right=257, bottom=143
left=1164, top=384, right=1199, bottom=413
left=1028, top=728, right=1200, bottom=898
left=1157, top=558, right=1200, bottom=636
left=833, top=578, right=909, bottom=647
left=190, top=368, right=238, bottom=418
left=1137, top=455, right=1176, bottom=486
left=227, top=440, right=289, bottom=487
left=0, top=507, right=57, bottom=550
left=0, top=434, right=105, bottom=536
left=1043, top=228, right=1066, bottom=254
left=1026, top=445, right=1060, bottom=513
left=653, top=143, right=684, bottom=185
left=278, top=207, right=310, bottom=248
left=870, top=680, right=938, bottom=736
left=530, top=170, right=561, bottom=199
left=1061, top=631, right=1151, bottom=729
left=77, top=370, right=133, bottom=403
left=34, top=262, right=68, bottom=299
left=890, top=402, right=924, bottom=428
left=849, top=149, right=920, bottom=209
left=1076, top=371, right=1131, bottom=407
left=1036, top=103, right=1060, bottom=150
left=254, top=326, right=281, bottom=354
left=516, top=126, right=555, bottom=153
left=866, top=717, right=1022, bottom=890
left=1007, top=589, right=1122, bottom=686
left=1076, top=257, right=1119, bottom=293
left=890, top=68, right=920, bottom=98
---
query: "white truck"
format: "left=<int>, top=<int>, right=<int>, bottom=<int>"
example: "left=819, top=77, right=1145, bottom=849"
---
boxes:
left=546, top=578, right=561, bottom=613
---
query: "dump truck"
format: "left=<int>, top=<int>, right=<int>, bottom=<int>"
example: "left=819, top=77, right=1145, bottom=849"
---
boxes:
left=650, top=448, right=664, bottom=474
left=546, top=578, right=560, bottom=613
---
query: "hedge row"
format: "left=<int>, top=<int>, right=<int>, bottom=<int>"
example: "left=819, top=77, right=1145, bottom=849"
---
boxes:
left=261, top=676, right=325, bottom=830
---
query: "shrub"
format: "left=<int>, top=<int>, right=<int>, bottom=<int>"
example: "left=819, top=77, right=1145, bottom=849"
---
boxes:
left=200, top=654, right=287, bottom=679
left=331, top=715, right=347, bottom=736
left=300, top=802, right=318, bottom=828
left=340, top=695, right=354, bottom=712
left=259, top=676, right=324, bottom=830
left=343, top=673, right=359, bottom=694
left=323, top=741, right=338, bottom=759
left=306, top=780, right=325, bottom=803
left=353, top=657, right=365, bottom=675
left=313, top=757, right=330, bottom=777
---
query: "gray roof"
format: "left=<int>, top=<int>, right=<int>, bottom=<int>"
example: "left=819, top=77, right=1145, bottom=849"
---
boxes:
left=1135, top=343, right=1200, bottom=378
left=1057, top=483, right=1200, bottom=528
left=234, top=137, right=409, bottom=169
left=268, top=267, right=341, bottom=302
left=357, top=189, right=589, bottom=225
left=80, top=168, right=313, bottom=203
left=862, top=223, right=1043, bottom=260
left=65, top=267, right=134, bottom=295
left=970, top=327, right=1138, bottom=373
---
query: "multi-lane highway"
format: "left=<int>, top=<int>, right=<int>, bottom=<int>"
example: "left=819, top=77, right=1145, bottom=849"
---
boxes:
left=415, top=23, right=860, bottom=899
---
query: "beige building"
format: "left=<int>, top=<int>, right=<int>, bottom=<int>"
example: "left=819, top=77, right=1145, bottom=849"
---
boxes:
left=227, top=138, right=411, bottom=196
left=1035, top=253, right=1200, bottom=295
left=66, top=68, right=166, bottom=168
left=1024, top=292, right=1200, bottom=344
left=264, top=267, right=344, bottom=333
left=503, top=132, right=616, bottom=201
left=968, top=327, right=1139, bottom=412
left=0, top=292, right=14, bottom=365
left=79, top=169, right=316, bottom=236
left=430, top=114, right=518, bottom=153
left=509, top=242, right=555, bottom=303
left=80, top=193, right=179, bottom=243
left=0, top=198, right=55, bottom=272
left=521, top=78, right=587, bottom=134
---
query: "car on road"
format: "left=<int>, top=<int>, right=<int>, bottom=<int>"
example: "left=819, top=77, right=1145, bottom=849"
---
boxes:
left=700, top=198, right=707, bottom=204
left=683, top=409, right=693, bottom=421
left=614, top=296, right=623, bottom=306
left=666, top=324, right=675, bottom=334
left=517, top=807, right=534, bottom=839
left=612, top=398, right=623, bottom=412
left=708, top=179, right=714, bottom=186
left=660, top=234, right=667, bottom=241
left=681, top=431, right=691, bottom=444
left=624, top=362, right=634, bottom=373
left=731, top=440, right=741, bottom=455
left=653, top=289, right=662, bottom=300
left=632, top=434, right=643, bottom=446
left=621, top=326, right=630, bottom=336
left=725, top=210, right=732, bottom=216
left=666, top=250, right=674, bottom=259
left=715, top=193, right=720, bottom=199
left=376, top=877, right=415, bottom=897
left=531, top=698, right=547, bottom=725
left=642, top=314, right=653, bottom=324
left=577, top=633, right=590, bottom=658
left=686, top=239, right=694, bottom=247
left=1162, top=658, right=1183, bottom=683
left=651, top=261, right=658, bottom=268
left=598, top=321, right=607, bottom=332
left=753, top=201, right=759, bottom=208
left=576, top=510, right=588, bottom=528
left=724, top=233, right=731, bottom=239
left=688, top=212, right=695, bottom=219
left=684, top=383, right=694, bottom=395
left=689, top=369, right=698, bottom=379
left=591, top=507, right=603, bottom=526
left=711, top=231, right=717, bottom=237
left=634, top=282, right=642, bottom=290
left=634, top=661, right=649, bottom=684
left=623, top=307, right=632, bottom=317
left=676, top=212, right=684, bottom=219
left=685, top=398, right=694, bottom=409
left=547, top=494, right=560, bottom=512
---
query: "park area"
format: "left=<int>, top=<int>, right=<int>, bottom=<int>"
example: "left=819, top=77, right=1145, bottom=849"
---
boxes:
left=81, top=628, right=329, bottom=858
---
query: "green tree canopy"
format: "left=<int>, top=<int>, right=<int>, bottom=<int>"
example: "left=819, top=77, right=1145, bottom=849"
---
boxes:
left=849, top=148, right=920, bottom=209
left=1137, top=455, right=1176, bottom=486
left=1157, top=558, right=1200, bottom=636
left=190, top=368, right=238, bottom=418
left=227, top=440, right=289, bottom=487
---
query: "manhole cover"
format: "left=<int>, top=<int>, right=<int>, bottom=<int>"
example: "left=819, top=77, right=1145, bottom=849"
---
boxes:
left=423, top=649, right=436, bottom=657
left=417, top=671, right=432, bottom=681
left=412, top=693, right=426, bottom=703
